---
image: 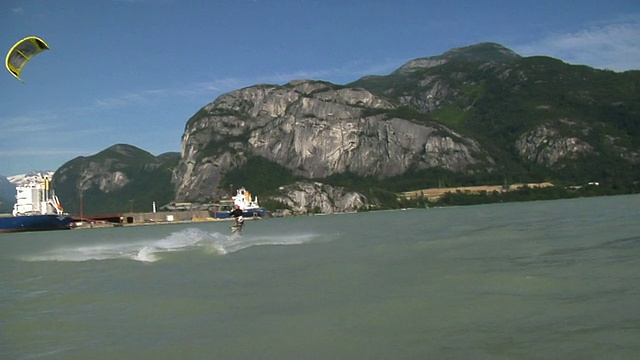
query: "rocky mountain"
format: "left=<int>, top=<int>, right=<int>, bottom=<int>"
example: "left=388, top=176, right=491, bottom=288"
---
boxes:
left=51, top=42, right=640, bottom=215
left=51, top=144, right=180, bottom=215
left=350, top=43, right=639, bottom=180
left=173, top=43, right=638, bottom=205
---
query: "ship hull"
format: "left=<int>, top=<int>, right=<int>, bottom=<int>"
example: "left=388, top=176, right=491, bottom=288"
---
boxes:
left=209, top=208, right=267, bottom=219
left=0, top=214, right=73, bottom=233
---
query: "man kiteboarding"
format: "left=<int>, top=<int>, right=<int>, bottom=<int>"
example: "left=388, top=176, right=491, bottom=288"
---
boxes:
left=230, top=205, right=244, bottom=235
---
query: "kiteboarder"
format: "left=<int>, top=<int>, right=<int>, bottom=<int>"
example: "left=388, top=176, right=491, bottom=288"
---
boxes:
left=230, top=205, right=244, bottom=235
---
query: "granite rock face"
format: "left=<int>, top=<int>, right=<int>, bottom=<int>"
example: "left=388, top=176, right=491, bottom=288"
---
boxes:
left=515, top=121, right=596, bottom=166
left=174, top=80, right=493, bottom=201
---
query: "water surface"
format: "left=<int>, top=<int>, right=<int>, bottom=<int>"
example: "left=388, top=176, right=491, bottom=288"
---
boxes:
left=1, top=195, right=639, bottom=359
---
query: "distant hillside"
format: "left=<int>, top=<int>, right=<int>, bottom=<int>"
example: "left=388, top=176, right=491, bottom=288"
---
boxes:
left=51, top=144, right=180, bottom=216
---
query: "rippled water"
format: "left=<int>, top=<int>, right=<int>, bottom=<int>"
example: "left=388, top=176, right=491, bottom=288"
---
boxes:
left=1, top=195, right=639, bottom=359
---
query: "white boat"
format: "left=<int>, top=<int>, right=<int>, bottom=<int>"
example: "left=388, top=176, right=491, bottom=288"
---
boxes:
left=209, top=187, right=267, bottom=219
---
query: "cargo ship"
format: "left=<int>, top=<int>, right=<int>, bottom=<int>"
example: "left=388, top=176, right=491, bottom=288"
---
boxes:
left=0, top=177, right=72, bottom=233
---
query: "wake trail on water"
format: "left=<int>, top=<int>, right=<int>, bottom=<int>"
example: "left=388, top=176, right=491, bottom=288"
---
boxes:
left=23, top=228, right=325, bottom=263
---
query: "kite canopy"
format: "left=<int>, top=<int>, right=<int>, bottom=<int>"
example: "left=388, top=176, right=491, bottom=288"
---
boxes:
left=5, top=36, right=50, bottom=82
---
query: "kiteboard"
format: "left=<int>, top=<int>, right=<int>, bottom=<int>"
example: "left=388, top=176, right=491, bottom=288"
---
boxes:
left=230, top=224, right=242, bottom=234
left=230, top=215, right=245, bottom=237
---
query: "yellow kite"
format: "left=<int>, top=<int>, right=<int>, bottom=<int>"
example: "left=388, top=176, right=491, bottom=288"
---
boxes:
left=5, top=36, right=50, bottom=82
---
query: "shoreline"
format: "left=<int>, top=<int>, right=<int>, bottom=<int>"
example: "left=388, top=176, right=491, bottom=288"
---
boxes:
left=71, top=215, right=261, bottom=230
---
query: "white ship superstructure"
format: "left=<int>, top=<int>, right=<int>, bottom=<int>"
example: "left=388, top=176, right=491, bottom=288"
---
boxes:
left=12, top=177, right=64, bottom=216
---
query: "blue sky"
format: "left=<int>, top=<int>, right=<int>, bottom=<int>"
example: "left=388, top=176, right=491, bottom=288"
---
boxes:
left=1, top=0, right=638, bottom=176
